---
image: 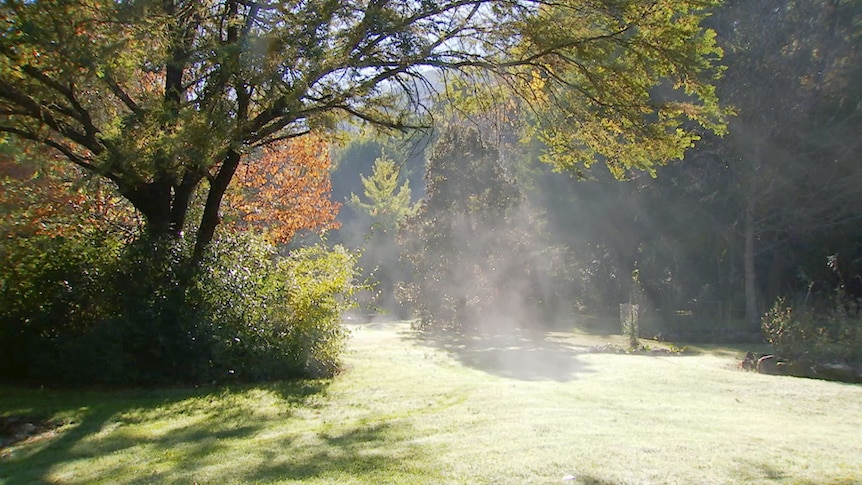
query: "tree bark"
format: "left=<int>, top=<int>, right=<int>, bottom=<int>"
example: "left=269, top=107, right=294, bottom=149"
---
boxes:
left=193, top=150, right=242, bottom=264
left=120, top=179, right=173, bottom=239
left=170, top=172, right=204, bottom=238
left=744, top=197, right=758, bottom=328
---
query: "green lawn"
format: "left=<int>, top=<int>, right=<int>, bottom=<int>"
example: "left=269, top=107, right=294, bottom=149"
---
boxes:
left=2, top=320, right=862, bottom=484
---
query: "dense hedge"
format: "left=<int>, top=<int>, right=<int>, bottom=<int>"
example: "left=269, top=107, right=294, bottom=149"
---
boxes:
left=0, top=231, right=120, bottom=381
left=0, top=231, right=360, bottom=386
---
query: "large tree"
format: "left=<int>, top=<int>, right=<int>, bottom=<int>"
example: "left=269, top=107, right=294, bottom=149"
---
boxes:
left=0, top=0, right=726, bottom=267
left=399, top=126, right=525, bottom=330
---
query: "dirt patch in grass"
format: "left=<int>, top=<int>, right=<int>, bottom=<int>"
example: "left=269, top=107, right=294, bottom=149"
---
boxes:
left=0, top=415, right=63, bottom=452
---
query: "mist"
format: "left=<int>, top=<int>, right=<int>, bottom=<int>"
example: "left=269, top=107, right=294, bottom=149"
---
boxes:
left=330, top=0, right=862, bottom=362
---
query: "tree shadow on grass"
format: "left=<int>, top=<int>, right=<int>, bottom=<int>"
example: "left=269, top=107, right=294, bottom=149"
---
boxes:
left=0, top=386, right=226, bottom=483
left=571, top=475, right=617, bottom=485
left=406, top=327, right=595, bottom=382
left=243, top=420, right=428, bottom=483
left=0, top=380, right=424, bottom=484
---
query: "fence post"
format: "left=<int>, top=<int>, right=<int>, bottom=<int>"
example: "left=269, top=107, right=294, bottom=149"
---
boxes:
left=620, top=303, right=640, bottom=349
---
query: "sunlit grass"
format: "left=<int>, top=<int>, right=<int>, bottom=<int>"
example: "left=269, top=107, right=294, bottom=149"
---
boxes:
left=2, top=320, right=862, bottom=484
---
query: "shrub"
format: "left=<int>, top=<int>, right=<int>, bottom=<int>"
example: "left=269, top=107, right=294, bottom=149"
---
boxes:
left=87, top=236, right=200, bottom=384
left=0, top=231, right=121, bottom=380
left=187, top=232, right=282, bottom=382
left=277, top=244, right=360, bottom=376
left=762, top=291, right=862, bottom=367
left=194, top=235, right=360, bottom=382
left=1, top=229, right=361, bottom=386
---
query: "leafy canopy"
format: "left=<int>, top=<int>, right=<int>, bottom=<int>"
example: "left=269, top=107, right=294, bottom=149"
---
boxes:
left=517, top=1, right=728, bottom=177
left=0, top=0, right=726, bottom=259
left=224, top=134, right=341, bottom=244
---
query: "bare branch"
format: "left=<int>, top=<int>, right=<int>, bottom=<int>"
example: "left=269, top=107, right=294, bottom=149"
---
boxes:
left=101, top=71, right=142, bottom=115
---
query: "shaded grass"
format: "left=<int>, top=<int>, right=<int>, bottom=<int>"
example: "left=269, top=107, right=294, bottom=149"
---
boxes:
left=2, top=320, right=862, bottom=484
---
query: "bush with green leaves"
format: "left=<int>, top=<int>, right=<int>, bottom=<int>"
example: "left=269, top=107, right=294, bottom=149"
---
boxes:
left=0, top=230, right=122, bottom=380
left=1, top=230, right=361, bottom=386
left=762, top=291, right=862, bottom=367
left=277, top=244, right=361, bottom=376
left=193, top=236, right=360, bottom=381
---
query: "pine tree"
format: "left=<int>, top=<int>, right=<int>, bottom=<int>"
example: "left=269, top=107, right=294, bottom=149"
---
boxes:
left=348, top=156, right=417, bottom=234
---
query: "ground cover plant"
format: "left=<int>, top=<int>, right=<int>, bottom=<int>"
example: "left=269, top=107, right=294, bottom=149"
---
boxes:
left=2, top=320, right=861, bottom=484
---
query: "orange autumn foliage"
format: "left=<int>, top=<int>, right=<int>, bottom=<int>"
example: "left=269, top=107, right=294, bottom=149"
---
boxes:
left=224, top=135, right=341, bottom=243
left=0, top=146, right=138, bottom=239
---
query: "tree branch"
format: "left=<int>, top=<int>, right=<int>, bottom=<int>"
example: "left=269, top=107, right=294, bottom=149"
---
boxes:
left=0, top=124, right=122, bottom=185
left=0, top=79, right=103, bottom=155
left=101, top=71, right=141, bottom=115
left=19, top=65, right=101, bottom=144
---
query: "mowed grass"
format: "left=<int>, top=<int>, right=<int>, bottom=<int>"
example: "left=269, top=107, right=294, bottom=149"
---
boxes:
left=2, top=320, right=862, bottom=484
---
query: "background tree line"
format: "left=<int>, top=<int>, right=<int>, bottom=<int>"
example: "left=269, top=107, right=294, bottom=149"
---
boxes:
left=333, top=0, right=862, bottom=371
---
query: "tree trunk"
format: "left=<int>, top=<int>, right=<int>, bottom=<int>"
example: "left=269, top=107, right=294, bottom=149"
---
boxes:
left=744, top=198, right=758, bottom=328
left=169, top=172, right=203, bottom=238
left=193, top=149, right=242, bottom=264
left=121, top=178, right=174, bottom=239
left=119, top=171, right=203, bottom=242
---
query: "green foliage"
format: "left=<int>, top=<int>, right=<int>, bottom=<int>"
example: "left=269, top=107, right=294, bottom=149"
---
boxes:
left=1, top=0, right=731, bottom=367
left=77, top=237, right=198, bottom=384
left=513, top=0, right=728, bottom=177
left=621, top=303, right=640, bottom=350
left=347, top=156, right=417, bottom=232
left=398, top=127, right=515, bottom=330
left=399, top=126, right=565, bottom=331
left=0, top=231, right=122, bottom=379
left=0, top=0, right=727, bottom=257
left=345, top=155, right=417, bottom=313
left=277, top=244, right=361, bottom=376
left=0, top=0, right=741, bottom=393
left=0, top=232, right=360, bottom=386
left=185, top=235, right=360, bottom=382
left=763, top=291, right=862, bottom=368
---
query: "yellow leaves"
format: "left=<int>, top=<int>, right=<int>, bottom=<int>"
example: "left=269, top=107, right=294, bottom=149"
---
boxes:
left=347, top=155, right=416, bottom=231
left=224, top=134, right=340, bottom=244
left=523, top=70, right=550, bottom=107
left=514, top=0, right=730, bottom=178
